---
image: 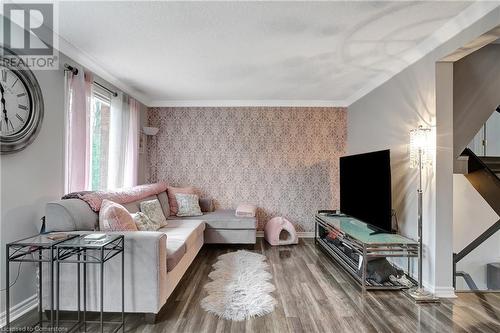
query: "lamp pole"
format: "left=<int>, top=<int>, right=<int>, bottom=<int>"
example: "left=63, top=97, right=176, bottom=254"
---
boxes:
left=409, top=126, right=437, bottom=302
left=417, top=147, right=423, bottom=291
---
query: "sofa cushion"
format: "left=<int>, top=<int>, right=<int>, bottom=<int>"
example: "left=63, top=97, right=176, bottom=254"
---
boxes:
left=199, top=198, right=214, bottom=213
left=159, top=220, right=205, bottom=249
left=165, top=239, right=186, bottom=272
left=140, top=199, right=168, bottom=228
left=122, top=195, right=157, bottom=213
left=171, top=209, right=257, bottom=230
left=175, top=193, right=203, bottom=217
left=157, top=191, right=170, bottom=217
left=158, top=220, right=204, bottom=271
left=131, top=212, right=157, bottom=231
left=167, top=186, right=197, bottom=216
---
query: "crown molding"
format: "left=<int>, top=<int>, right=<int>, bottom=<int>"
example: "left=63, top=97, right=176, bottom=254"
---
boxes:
left=5, top=1, right=152, bottom=106
left=57, top=37, right=152, bottom=106
left=344, top=1, right=500, bottom=106
left=55, top=2, right=499, bottom=109
left=149, top=99, right=348, bottom=108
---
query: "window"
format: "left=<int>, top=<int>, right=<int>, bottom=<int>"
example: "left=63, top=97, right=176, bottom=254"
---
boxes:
left=89, top=89, right=111, bottom=190
left=64, top=70, right=139, bottom=193
left=87, top=85, right=140, bottom=191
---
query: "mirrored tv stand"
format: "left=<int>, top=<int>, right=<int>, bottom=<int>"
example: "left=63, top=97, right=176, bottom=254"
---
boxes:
left=315, top=213, right=419, bottom=291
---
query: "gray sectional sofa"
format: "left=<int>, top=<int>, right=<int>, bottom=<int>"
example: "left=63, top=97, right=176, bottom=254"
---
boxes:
left=43, top=188, right=257, bottom=321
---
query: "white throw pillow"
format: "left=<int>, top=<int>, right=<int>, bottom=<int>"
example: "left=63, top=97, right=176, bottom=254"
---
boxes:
left=140, top=199, right=168, bottom=228
left=131, top=212, right=157, bottom=231
left=175, top=193, right=203, bottom=217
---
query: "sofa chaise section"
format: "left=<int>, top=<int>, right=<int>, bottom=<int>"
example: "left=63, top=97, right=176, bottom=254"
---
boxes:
left=173, top=209, right=257, bottom=244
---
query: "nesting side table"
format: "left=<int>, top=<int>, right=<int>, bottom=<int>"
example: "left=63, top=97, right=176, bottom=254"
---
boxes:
left=4, top=234, right=124, bottom=333
left=55, top=234, right=125, bottom=333
left=5, top=234, right=79, bottom=330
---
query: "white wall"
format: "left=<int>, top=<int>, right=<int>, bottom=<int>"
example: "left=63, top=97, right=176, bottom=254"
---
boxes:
left=347, top=5, right=500, bottom=297
left=468, top=111, right=500, bottom=156
left=0, top=54, right=148, bottom=324
left=453, top=174, right=500, bottom=290
left=0, top=53, right=68, bottom=320
left=453, top=44, right=500, bottom=158
left=486, top=111, right=500, bottom=156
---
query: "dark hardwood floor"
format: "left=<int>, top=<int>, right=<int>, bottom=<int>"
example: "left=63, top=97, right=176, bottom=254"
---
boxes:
left=10, top=238, right=500, bottom=332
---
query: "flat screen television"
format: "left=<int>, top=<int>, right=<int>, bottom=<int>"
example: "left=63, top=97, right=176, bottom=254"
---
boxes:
left=339, top=149, right=392, bottom=232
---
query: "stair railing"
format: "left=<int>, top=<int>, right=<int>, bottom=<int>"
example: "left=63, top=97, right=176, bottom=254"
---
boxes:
left=453, top=218, right=500, bottom=289
left=453, top=148, right=500, bottom=290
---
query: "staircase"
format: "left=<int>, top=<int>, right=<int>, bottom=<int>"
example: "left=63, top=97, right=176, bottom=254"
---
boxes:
left=454, top=148, right=500, bottom=290
left=479, top=156, right=500, bottom=178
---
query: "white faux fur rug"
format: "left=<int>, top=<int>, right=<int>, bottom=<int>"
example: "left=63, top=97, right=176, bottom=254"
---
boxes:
left=201, top=250, right=276, bottom=321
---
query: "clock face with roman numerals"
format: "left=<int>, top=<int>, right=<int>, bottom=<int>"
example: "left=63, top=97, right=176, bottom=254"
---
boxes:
left=0, top=66, right=31, bottom=136
left=0, top=47, right=44, bottom=154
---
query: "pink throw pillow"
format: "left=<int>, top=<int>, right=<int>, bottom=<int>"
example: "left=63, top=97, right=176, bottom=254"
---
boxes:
left=99, top=199, right=138, bottom=231
left=167, top=186, right=197, bottom=216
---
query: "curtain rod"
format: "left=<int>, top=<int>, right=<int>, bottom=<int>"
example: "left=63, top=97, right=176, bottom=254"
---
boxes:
left=64, top=63, right=118, bottom=97
left=93, top=81, right=118, bottom=97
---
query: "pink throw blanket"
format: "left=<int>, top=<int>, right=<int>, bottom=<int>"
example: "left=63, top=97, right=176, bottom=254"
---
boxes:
left=79, top=182, right=168, bottom=212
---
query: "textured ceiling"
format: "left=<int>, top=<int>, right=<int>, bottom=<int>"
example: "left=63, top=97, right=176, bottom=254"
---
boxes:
left=58, top=1, right=475, bottom=106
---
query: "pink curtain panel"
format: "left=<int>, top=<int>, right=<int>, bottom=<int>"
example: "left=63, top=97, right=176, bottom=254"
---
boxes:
left=264, top=217, right=298, bottom=246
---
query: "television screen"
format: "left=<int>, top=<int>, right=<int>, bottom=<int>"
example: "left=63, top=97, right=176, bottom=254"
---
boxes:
left=339, top=149, right=392, bottom=232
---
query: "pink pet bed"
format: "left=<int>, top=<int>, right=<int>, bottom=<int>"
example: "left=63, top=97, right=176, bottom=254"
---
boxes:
left=264, top=217, right=298, bottom=246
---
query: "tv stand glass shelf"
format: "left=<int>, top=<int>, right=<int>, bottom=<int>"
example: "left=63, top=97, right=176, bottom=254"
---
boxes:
left=315, top=213, right=419, bottom=291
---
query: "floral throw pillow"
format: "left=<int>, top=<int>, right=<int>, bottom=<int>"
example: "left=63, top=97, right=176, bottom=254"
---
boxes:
left=175, top=193, right=203, bottom=217
left=131, top=212, right=157, bottom=231
left=167, top=186, right=197, bottom=216
left=140, top=199, right=168, bottom=228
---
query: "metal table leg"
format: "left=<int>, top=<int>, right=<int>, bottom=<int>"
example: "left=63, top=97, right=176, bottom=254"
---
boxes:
left=77, top=251, right=81, bottom=325
left=38, top=248, right=43, bottom=327
left=5, top=245, right=10, bottom=330
left=362, top=246, right=367, bottom=292
left=56, top=254, right=60, bottom=328
left=50, top=247, right=54, bottom=328
left=121, top=243, right=125, bottom=332
left=83, top=249, right=87, bottom=332
left=100, top=247, right=104, bottom=333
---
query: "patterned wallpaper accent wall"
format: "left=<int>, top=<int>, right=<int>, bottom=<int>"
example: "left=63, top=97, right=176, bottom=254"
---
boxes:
left=147, top=107, right=347, bottom=232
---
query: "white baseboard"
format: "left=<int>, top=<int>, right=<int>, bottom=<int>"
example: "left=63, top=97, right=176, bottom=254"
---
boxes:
left=432, top=287, right=457, bottom=299
left=256, top=231, right=314, bottom=238
left=0, top=294, right=37, bottom=328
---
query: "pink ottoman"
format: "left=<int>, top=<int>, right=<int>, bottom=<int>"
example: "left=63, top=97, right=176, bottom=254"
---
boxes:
left=264, top=217, right=299, bottom=246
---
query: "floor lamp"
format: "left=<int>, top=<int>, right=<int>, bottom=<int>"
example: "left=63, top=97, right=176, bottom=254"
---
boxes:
left=408, top=125, right=438, bottom=302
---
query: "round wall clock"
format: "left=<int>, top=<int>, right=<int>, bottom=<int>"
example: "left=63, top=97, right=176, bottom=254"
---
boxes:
left=0, top=47, right=44, bottom=154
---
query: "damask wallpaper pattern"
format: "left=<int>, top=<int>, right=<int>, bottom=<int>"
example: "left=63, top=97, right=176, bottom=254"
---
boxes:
left=147, top=107, right=347, bottom=232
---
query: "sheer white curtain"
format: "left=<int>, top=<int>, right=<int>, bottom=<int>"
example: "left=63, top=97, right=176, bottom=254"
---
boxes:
left=64, top=69, right=93, bottom=193
left=124, top=98, right=140, bottom=187
left=107, top=93, right=140, bottom=189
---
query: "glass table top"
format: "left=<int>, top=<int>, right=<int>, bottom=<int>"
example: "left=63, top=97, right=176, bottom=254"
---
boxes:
left=8, top=233, right=78, bottom=247
left=316, top=214, right=418, bottom=245
left=56, top=234, right=123, bottom=248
